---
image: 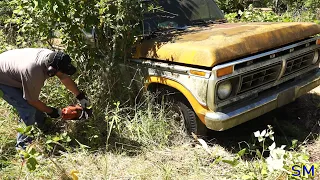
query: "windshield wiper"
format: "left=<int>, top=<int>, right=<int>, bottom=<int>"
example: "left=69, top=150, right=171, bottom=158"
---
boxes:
left=191, top=19, right=227, bottom=25
left=143, top=25, right=188, bottom=38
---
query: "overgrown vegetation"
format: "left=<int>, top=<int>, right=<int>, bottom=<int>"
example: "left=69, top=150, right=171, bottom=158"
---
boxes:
left=225, top=4, right=320, bottom=23
left=216, top=0, right=320, bottom=14
left=0, top=0, right=320, bottom=179
left=1, top=101, right=319, bottom=179
left=2, top=0, right=150, bottom=149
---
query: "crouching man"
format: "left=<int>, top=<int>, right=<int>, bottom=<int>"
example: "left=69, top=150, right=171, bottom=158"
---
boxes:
left=0, top=48, right=90, bottom=150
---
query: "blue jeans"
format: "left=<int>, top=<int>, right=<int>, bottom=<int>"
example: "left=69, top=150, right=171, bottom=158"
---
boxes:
left=0, top=84, right=45, bottom=149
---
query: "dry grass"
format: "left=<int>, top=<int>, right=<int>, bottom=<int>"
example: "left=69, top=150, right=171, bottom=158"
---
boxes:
left=58, top=144, right=232, bottom=179
left=0, top=143, right=236, bottom=179
left=0, top=101, right=19, bottom=171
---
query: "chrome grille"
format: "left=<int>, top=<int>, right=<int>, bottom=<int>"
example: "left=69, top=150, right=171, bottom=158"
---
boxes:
left=284, top=51, right=315, bottom=76
left=239, top=64, right=281, bottom=93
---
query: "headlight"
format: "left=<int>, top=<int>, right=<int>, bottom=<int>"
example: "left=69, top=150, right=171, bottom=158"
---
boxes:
left=312, top=50, right=319, bottom=64
left=217, top=80, right=232, bottom=100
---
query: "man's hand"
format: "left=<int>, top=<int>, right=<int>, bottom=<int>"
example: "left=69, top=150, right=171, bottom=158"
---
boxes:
left=76, top=92, right=91, bottom=109
left=47, top=107, right=62, bottom=118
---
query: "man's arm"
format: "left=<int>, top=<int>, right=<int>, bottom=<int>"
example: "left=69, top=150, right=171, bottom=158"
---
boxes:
left=56, top=71, right=91, bottom=108
left=27, top=100, right=54, bottom=113
left=28, top=100, right=60, bottom=118
left=56, top=71, right=81, bottom=96
left=27, top=71, right=80, bottom=116
left=26, top=71, right=78, bottom=117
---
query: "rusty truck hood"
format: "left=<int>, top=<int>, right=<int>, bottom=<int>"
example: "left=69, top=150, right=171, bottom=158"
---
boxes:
left=134, top=22, right=320, bottom=67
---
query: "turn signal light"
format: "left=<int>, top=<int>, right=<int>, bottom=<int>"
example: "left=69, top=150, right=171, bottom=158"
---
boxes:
left=217, top=66, right=234, bottom=77
left=317, top=39, right=320, bottom=45
left=189, top=70, right=207, bottom=77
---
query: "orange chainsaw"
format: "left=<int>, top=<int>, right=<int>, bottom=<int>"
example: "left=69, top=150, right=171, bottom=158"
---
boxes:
left=61, top=104, right=92, bottom=120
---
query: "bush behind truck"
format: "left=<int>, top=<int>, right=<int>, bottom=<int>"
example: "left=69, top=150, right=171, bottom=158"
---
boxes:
left=122, top=0, right=320, bottom=135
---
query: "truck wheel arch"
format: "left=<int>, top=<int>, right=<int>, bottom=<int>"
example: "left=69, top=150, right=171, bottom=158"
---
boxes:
left=145, top=76, right=209, bottom=124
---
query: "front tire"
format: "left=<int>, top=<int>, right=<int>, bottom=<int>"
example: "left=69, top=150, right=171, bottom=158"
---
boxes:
left=150, top=85, right=208, bottom=137
left=170, top=98, right=208, bottom=137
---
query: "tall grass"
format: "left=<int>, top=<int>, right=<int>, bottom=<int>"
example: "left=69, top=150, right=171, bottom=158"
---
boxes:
left=0, top=100, right=19, bottom=170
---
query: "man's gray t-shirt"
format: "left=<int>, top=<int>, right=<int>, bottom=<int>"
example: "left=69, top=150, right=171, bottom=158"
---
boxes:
left=0, top=48, right=53, bottom=101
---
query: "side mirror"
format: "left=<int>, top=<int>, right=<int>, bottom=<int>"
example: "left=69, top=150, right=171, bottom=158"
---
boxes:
left=81, top=26, right=98, bottom=48
left=92, top=26, right=98, bottom=47
left=92, top=26, right=97, bottom=39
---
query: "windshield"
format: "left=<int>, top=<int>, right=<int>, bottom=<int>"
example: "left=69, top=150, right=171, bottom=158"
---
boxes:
left=143, top=0, right=224, bottom=34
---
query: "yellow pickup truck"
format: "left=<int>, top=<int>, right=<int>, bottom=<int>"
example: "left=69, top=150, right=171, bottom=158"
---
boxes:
left=128, top=0, right=320, bottom=135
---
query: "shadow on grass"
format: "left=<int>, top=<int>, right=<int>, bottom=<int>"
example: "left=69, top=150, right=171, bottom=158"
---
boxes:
left=63, top=119, right=144, bottom=156
left=206, top=91, right=320, bottom=155
left=106, top=134, right=143, bottom=156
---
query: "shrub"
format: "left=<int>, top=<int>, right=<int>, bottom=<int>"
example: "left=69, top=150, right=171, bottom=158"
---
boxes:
left=0, top=0, right=11, bottom=25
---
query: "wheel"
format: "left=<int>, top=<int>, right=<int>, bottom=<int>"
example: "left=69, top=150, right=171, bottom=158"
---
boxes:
left=150, top=86, right=208, bottom=137
left=170, top=99, right=208, bottom=137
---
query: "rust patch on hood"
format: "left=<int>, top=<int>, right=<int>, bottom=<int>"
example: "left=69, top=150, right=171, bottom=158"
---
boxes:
left=134, top=22, right=320, bottom=67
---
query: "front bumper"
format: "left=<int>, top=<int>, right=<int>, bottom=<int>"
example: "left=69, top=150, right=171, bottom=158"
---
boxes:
left=205, top=70, right=320, bottom=131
